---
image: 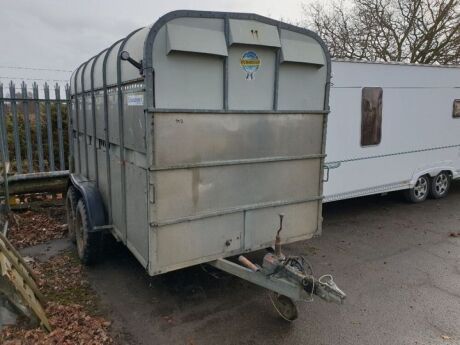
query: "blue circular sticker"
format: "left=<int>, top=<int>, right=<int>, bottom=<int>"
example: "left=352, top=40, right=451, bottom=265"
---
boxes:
left=240, top=51, right=261, bottom=80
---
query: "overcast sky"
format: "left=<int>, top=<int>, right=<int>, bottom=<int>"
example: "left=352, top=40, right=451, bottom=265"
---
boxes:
left=1, top=0, right=318, bottom=89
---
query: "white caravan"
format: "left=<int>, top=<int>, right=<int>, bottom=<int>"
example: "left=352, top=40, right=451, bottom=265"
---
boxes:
left=324, top=60, right=460, bottom=203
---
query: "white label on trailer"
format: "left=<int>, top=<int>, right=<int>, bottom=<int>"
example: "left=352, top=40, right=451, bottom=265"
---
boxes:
left=127, top=94, right=144, bottom=106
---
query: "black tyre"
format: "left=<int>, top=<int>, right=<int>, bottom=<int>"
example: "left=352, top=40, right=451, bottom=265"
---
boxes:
left=75, top=199, right=102, bottom=265
left=404, top=175, right=429, bottom=203
left=65, top=186, right=78, bottom=242
left=430, top=172, right=451, bottom=199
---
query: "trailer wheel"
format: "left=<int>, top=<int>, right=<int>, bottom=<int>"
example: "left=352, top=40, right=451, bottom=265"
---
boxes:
left=75, top=199, right=102, bottom=265
left=65, top=186, right=78, bottom=243
left=269, top=292, right=298, bottom=321
left=430, top=172, right=451, bottom=199
left=404, top=175, right=429, bottom=203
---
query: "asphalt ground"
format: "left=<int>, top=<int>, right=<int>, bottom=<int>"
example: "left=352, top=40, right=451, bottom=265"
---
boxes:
left=84, top=183, right=460, bottom=345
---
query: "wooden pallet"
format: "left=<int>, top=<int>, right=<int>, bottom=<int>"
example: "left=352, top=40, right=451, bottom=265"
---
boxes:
left=0, top=229, right=50, bottom=331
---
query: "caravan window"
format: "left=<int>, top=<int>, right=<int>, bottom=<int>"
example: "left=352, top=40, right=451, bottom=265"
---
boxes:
left=361, top=87, right=383, bottom=146
left=453, top=100, right=460, bottom=118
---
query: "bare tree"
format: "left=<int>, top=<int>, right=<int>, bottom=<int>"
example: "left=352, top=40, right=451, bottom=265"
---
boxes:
left=302, top=0, right=460, bottom=64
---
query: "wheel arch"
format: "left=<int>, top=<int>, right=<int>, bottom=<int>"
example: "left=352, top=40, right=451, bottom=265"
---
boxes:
left=409, top=166, right=455, bottom=187
left=69, top=174, right=107, bottom=232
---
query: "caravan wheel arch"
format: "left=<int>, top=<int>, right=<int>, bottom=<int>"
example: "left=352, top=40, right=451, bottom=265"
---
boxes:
left=409, top=167, right=455, bottom=188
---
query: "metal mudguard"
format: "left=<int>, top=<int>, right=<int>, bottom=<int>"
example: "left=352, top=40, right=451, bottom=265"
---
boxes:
left=69, top=174, right=107, bottom=232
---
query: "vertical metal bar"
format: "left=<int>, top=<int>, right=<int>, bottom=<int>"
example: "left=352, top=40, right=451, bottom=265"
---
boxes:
left=33, top=82, right=45, bottom=172
left=273, top=26, right=281, bottom=111
left=143, top=27, right=155, bottom=111
left=0, top=109, right=9, bottom=212
left=44, top=83, right=55, bottom=171
left=117, top=29, right=142, bottom=243
left=74, top=66, right=83, bottom=174
left=0, top=82, right=9, bottom=211
left=9, top=82, right=22, bottom=174
left=223, top=15, right=229, bottom=110
left=55, top=84, right=65, bottom=170
left=103, top=41, right=123, bottom=226
left=91, top=53, right=104, bottom=187
left=65, top=84, right=72, bottom=172
left=316, top=40, right=333, bottom=235
left=21, top=82, right=33, bottom=173
left=0, top=84, right=9, bottom=163
left=81, top=62, right=89, bottom=178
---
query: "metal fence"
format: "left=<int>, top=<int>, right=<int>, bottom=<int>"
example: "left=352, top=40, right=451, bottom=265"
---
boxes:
left=0, top=81, right=71, bottom=207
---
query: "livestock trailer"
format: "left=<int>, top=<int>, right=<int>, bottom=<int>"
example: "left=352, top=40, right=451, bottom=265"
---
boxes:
left=66, top=10, right=345, bottom=320
left=324, top=60, right=460, bottom=203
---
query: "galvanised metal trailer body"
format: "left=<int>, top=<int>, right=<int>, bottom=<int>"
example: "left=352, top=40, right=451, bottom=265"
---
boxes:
left=68, top=11, right=344, bottom=319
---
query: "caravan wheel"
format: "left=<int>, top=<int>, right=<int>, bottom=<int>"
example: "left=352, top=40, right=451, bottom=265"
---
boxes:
left=430, top=172, right=451, bottom=199
left=404, top=175, right=429, bottom=203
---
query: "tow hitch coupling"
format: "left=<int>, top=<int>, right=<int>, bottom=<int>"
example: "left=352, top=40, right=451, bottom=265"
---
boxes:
left=209, top=214, right=346, bottom=321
